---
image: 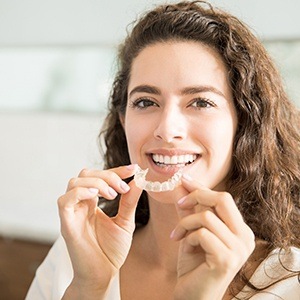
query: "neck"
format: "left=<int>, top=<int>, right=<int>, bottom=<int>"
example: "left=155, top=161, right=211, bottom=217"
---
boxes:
left=134, top=197, right=180, bottom=274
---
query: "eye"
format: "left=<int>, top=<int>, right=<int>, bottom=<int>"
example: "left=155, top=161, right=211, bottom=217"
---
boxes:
left=189, top=97, right=216, bottom=109
left=130, top=98, right=158, bottom=109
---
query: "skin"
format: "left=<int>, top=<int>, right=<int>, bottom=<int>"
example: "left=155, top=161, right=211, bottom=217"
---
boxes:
left=59, top=41, right=255, bottom=300
left=124, top=41, right=237, bottom=196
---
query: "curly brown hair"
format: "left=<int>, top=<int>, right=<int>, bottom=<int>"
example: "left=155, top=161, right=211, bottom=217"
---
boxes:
left=99, top=0, right=300, bottom=296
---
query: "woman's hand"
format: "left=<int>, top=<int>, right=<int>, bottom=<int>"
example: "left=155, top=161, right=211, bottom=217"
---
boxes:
left=58, top=164, right=142, bottom=298
left=172, top=175, right=255, bottom=300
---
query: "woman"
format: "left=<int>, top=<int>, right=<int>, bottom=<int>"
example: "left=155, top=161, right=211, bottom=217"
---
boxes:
left=26, top=1, right=300, bottom=299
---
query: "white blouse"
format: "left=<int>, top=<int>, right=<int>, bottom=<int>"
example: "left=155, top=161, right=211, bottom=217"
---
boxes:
left=26, top=236, right=300, bottom=300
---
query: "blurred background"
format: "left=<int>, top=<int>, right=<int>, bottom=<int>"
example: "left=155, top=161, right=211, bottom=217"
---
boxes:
left=0, top=0, right=299, bottom=298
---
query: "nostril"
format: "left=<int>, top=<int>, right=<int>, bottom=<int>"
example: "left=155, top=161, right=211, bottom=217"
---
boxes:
left=153, top=116, right=186, bottom=142
left=154, top=133, right=184, bottom=143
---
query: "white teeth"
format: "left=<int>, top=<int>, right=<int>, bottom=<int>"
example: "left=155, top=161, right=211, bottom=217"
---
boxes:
left=164, top=156, right=171, bottom=164
left=134, top=166, right=183, bottom=192
left=178, top=155, right=184, bottom=163
left=152, top=154, right=197, bottom=165
left=170, top=156, right=177, bottom=164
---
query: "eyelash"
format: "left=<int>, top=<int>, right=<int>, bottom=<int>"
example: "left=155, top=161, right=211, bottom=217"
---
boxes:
left=129, top=97, right=216, bottom=110
left=130, top=98, right=157, bottom=109
left=189, top=97, right=216, bottom=109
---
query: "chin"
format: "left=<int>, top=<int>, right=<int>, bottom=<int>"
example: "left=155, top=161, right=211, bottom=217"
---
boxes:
left=147, top=185, right=188, bottom=204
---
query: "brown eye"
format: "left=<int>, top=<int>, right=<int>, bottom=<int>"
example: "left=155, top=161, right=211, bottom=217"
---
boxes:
left=132, top=98, right=158, bottom=109
left=190, top=98, right=215, bottom=109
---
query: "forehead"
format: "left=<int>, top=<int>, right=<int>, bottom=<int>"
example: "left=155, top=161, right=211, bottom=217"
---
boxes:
left=128, top=41, right=231, bottom=97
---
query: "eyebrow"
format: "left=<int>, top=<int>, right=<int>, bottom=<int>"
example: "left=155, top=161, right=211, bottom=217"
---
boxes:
left=181, top=86, right=226, bottom=98
left=129, top=85, right=161, bottom=98
left=128, top=84, right=226, bottom=98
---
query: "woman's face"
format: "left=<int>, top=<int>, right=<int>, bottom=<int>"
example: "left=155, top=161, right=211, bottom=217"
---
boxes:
left=123, top=41, right=237, bottom=198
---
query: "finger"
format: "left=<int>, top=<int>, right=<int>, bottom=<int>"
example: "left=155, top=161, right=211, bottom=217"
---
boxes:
left=187, top=228, right=252, bottom=271
left=242, top=223, right=256, bottom=251
left=171, top=185, right=193, bottom=220
left=179, top=176, right=244, bottom=235
left=67, top=177, right=129, bottom=199
left=78, top=164, right=138, bottom=180
left=185, top=228, right=229, bottom=263
left=175, top=202, right=195, bottom=221
left=116, top=180, right=143, bottom=227
left=171, top=211, right=237, bottom=250
left=183, top=228, right=250, bottom=275
left=58, top=187, right=99, bottom=210
left=73, top=165, right=138, bottom=198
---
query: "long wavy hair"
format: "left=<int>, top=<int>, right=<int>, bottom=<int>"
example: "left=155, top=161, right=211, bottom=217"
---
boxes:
left=99, top=1, right=300, bottom=297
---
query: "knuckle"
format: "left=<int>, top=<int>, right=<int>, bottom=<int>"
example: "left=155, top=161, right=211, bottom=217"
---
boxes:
left=247, top=225, right=255, bottom=241
left=241, top=224, right=256, bottom=252
left=200, top=210, right=212, bottom=223
left=67, top=177, right=77, bottom=188
left=247, top=234, right=256, bottom=253
left=104, top=170, right=119, bottom=181
left=57, top=195, right=65, bottom=208
left=197, top=227, right=208, bottom=239
left=219, top=252, right=240, bottom=271
left=93, top=178, right=107, bottom=191
left=57, top=187, right=82, bottom=209
left=219, top=191, right=233, bottom=204
left=238, top=248, right=250, bottom=266
left=90, top=177, right=101, bottom=186
left=72, top=186, right=82, bottom=195
left=78, top=168, right=89, bottom=177
left=234, top=241, right=252, bottom=266
left=214, top=252, right=230, bottom=269
left=194, top=189, right=202, bottom=200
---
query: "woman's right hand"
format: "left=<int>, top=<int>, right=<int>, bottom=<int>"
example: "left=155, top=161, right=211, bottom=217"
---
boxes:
left=58, top=164, right=142, bottom=298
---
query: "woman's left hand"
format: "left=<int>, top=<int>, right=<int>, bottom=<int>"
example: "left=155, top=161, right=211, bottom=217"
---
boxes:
left=172, top=175, right=255, bottom=300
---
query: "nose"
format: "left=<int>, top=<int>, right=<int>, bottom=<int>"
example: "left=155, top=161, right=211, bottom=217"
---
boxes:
left=154, top=106, right=187, bottom=143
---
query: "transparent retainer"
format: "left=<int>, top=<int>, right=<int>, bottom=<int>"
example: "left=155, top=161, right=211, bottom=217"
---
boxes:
left=134, top=166, right=183, bottom=192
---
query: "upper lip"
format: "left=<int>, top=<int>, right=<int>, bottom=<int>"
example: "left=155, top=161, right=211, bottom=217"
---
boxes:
left=147, top=148, right=200, bottom=156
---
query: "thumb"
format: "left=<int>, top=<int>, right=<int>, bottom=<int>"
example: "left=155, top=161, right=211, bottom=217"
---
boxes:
left=117, top=179, right=143, bottom=226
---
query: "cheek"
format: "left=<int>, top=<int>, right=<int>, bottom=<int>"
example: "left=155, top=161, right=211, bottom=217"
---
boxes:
left=197, top=120, right=236, bottom=190
left=199, top=116, right=236, bottom=165
left=211, top=120, right=236, bottom=172
left=213, top=126, right=235, bottom=150
left=124, top=115, right=150, bottom=162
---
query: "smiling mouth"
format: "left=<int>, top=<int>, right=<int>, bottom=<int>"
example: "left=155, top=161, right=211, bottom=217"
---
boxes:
left=134, top=153, right=199, bottom=192
left=151, top=153, right=199, bottom=167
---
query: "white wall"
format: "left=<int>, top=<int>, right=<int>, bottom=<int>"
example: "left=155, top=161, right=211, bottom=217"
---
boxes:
left=0, top=0, right=299, bottom=243
left=0, top=0, right=299, bottom=47
left=0, top=112, right=104, bottom=242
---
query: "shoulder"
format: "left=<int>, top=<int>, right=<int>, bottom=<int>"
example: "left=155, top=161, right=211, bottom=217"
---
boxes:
left=25, top=236, right=73, bottom=300
left=237, top=247, right=300, bottom=299
left=262, top=247, right=300, bottom=272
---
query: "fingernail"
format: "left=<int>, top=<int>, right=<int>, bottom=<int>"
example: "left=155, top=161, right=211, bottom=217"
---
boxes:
left=120, top=181, right=130, bottom=192
left=170, top=229, right=176, bottom=239
left=88, top=188, right=98, bottom=195
left=108, top=187, right=118, bottom=198
left=177, top=196, right=187, bottom=205
left=126, top=164, right=137, bottom=171
left=182, top=174, right=192, bottom=181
